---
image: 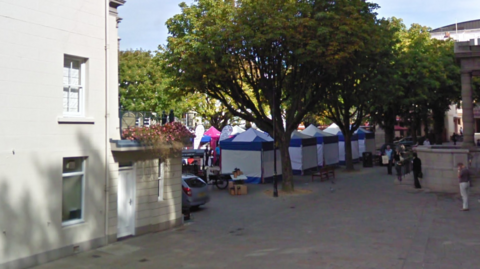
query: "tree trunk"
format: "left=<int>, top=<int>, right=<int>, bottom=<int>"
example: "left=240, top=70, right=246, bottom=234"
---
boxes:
left=277, top=130, right=294, bottom=192
left=422, top=112, right=429, bottom=137
left=384, top=124, right=395, bottom=144
left=411, top=114, right=418, bottom=143
left=432, top=108, right=445, bottom=145
left=344, top=132, right=354, bottom=171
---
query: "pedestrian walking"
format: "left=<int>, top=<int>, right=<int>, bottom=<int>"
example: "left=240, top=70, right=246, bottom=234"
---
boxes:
left=457, top=162, right=470, bottom=211
left=214, top=143, right=221, bottom=166
left=205, top=145, right=210, bottom=167
left=452, top=132, right=458, bottom=145
left=394, top=148, right=403, bottom=182
left=385, top=145, right=393, bottom=175
left=412, top=153, right=422, bottom=189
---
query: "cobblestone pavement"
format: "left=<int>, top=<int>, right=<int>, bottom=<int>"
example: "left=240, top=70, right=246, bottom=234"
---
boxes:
left=34, top=165, right=480, bottom=269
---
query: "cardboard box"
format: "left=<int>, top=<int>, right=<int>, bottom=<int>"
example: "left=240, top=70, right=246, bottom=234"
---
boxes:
left=238, top=185, right=247, bottom=195
left=229, top=184, right=247, bottom=195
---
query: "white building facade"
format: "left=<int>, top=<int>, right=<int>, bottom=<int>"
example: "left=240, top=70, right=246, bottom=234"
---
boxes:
left=0, top=1, right=183, bottom=268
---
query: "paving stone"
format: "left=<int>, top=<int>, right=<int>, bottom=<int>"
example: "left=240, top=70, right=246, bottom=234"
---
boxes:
left=33, top=165, right=480, bottom=269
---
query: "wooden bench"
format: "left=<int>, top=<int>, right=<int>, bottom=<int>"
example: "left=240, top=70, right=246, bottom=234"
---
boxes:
left=311, top=166, right=335, bottom=182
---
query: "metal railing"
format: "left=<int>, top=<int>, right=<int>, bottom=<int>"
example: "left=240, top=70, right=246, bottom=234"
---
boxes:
left=120, top=111, right=161, bottom=131
left=119, top=110, right=179, bottom=131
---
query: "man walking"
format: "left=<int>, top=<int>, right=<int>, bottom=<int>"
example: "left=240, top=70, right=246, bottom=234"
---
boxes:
left=412, top=153, right=422, bottom=189
left=457, top=162, right=470, bottom=211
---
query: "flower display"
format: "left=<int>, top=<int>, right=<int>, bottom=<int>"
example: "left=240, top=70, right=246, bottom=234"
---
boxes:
left=122, top=122, right=194, bottom=148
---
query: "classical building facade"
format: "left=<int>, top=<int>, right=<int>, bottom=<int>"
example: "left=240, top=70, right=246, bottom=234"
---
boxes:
left=431, top=19, right=480, bottom=140
left=0, top=1, right=182, bottom=268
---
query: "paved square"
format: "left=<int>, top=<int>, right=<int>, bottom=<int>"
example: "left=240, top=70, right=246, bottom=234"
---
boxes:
left=34, top=165, right=480, bottom=269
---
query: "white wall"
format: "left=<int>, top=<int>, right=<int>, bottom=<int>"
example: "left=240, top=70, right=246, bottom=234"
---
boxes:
left=0, top=1, right=122, bottom=268
left=431, top=29, right=480, bottom=43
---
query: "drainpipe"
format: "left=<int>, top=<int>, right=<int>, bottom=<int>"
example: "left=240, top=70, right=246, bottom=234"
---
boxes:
left=104, top=0, right=110, bottom=246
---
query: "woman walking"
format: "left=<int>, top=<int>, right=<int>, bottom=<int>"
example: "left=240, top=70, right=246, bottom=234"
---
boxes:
left=412, top=153, right=422, bottom=189
left=457, top=162, right=470, bottom=211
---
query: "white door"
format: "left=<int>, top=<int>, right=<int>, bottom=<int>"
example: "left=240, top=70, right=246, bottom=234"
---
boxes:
left=117, top=168, right=135, bottom=238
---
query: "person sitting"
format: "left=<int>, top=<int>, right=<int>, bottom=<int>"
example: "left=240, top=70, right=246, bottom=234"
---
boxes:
left=423, top=138, right=430, bottom=146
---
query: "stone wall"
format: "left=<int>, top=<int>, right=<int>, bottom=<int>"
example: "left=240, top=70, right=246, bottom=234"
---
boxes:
left=108, top=155, right=183, bottom=240
left=134, top=157, right=183, bottom=235
left=416, top=146, right=480, bottom=193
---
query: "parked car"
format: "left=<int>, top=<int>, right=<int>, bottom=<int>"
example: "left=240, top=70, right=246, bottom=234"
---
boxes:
left=182, top=174, right=210, bottom=210
left=394, top=137, right=415, bottom=147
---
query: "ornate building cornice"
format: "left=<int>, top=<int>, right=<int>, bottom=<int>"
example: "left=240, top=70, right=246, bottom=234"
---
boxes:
left=109, top=0, right=126, bottom=16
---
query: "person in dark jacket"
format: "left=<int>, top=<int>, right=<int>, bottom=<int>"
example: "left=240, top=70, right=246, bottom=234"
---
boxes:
left=393, top=148, right=403, bottom=182
left=412, top=153, right=422, bottom=189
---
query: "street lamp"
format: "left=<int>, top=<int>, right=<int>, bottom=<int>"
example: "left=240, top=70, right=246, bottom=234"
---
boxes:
left=272, top=88, right=279, bottom=198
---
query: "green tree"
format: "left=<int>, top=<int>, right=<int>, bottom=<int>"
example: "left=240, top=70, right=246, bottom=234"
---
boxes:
left=369, top=18, right=412, bottom=144
left=319, top=17, right=398, bottom=170
left=370, top=21, right=460, bottom=145
left=163, top=0, right=386, bottom=190
left=119, top=50, right=237, bottom=129
left=119, top=50, right=173, bottom=113
left=425, top=39, right=460, bottom=144
left=192, top=95, right=234, bottom=130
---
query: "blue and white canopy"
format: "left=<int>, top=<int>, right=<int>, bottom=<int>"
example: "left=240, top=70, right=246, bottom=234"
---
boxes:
left=323, top=123, right=359, bottom=165
left=302, top=124, right=339, bottom=166
left=220, top=128, right=273, bottom=150
left=355, top=127, right=375, bottom=155
left=220, top=128, right=281, bottom=183
left=289, top=131, right=318, bottom=175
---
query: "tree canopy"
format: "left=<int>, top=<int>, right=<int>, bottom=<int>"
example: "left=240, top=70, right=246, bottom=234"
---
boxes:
left=370, top=20, right=460, bottom=144
left=318, top=16, right=398, bottom=170
left=119, top=50, right=236, bottom=129
left=163, top=0, right=388, bottom=190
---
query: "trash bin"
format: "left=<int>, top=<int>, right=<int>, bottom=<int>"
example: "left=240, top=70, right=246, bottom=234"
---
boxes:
left=362, top=152, right=373, bottom=167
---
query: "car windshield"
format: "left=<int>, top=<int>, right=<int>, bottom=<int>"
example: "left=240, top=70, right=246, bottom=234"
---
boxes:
left=184, top=177, right=206, bottom=188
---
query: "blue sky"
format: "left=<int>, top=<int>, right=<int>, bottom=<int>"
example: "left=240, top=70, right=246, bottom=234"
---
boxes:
left=118, top=0, right=480, bottom=52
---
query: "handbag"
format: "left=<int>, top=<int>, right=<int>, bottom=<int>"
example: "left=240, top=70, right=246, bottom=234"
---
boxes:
left=382, top=155, right=389, bottom=165
left=418, top=171, right=423, bottom=179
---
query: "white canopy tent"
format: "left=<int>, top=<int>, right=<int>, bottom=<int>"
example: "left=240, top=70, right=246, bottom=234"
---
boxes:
left=289, top=131, right=318, bottom=175
left=355, top=127, right=376, bottom=157
left=220, top=128, right=281, bottom=183
left=323, top=123, right=359, bottom=165
left=231, top=125, right=246, bottom=136
left=302, top=124, right=340, bottom=166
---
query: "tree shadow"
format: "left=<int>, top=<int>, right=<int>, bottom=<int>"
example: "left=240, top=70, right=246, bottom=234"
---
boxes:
left=0, top=131, right=112, bottom=268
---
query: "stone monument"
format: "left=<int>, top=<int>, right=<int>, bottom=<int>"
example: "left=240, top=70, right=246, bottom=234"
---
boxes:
left=416, top=40, right=480, bottom=193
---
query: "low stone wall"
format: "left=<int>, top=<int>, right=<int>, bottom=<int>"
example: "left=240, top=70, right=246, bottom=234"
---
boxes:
left=416, top=146, right=480, bottom=193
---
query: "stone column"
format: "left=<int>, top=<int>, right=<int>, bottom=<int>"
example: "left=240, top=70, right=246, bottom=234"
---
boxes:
left=461, top=71, right=475, bottom=148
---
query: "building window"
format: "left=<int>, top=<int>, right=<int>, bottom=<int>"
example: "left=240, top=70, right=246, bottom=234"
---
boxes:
left=63, top=56, right=86, bottom=116
left=158, top=159, right=165, bottom=201
left=62, top=157, right=86, bottom=225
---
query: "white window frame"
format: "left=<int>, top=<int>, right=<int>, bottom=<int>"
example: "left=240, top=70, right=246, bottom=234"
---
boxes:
left=158, top=159, right=165, bottom=201
left=63, top=55, right=86, bottom=117
left=62, top=157, right=86, bottom=226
